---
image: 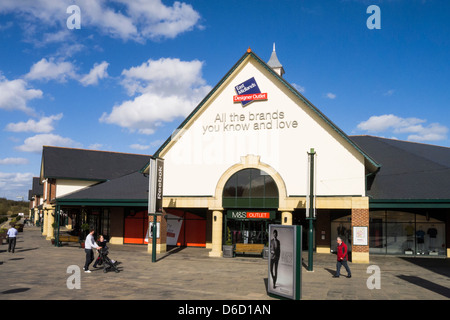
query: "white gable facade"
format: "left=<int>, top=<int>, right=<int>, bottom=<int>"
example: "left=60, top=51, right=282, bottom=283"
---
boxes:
left=152, top=49, right=376, bottom=263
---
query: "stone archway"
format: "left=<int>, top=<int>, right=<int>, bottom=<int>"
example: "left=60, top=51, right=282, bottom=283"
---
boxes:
left=208, top=155, right=292, bottom=257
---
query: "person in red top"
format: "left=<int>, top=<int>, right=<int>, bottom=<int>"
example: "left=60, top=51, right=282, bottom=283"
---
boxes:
left=333, top=237, right=352, bottom=278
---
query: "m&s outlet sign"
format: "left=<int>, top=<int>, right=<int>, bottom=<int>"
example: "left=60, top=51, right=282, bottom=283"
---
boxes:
left=227, top=210, right=275, bottom=220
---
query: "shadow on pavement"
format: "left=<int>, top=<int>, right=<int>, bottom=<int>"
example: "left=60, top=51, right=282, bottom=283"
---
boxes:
left=400, top=257, right=450, bottom=279
left=1, top=288, right=31, bottom=295
left=396, top=275, right=450, bottom=299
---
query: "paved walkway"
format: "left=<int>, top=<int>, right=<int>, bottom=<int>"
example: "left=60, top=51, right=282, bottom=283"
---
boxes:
left=1, top=226, right=449, bottom=301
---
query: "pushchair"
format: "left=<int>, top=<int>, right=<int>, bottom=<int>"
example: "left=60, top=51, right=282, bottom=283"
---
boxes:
left=97, top=246, right=120, bottom=273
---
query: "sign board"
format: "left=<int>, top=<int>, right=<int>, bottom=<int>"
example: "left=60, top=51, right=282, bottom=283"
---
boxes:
left=353, top=226, right=368, bottom=246
left=148, top=157, right=164, bottom=215
left=233, top=77, right=267, bottom=107
left=268, top=225, right=302, bottom=300
left=227, top=210, right=275, bottom=221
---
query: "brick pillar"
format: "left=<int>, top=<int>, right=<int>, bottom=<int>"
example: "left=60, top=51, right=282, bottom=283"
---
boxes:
left=351, top=204, right=370, bottom=263
left=147, top=213, right=167, bottom=254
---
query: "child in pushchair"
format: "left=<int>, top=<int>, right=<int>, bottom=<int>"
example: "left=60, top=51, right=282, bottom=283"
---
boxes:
left=93, top=235, right=120, bottom=273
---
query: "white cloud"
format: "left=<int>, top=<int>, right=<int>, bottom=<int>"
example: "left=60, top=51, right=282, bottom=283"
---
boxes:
left=120, top=0, right=201, bottom=39
left=0, top=75, right=42, bottom=114
left=292, top=83, right=305, bottom=94
left=0, top=171, right=34, bottom=199
left=0, top=172, right=34, bottom=189
left=326, top=92, right=336, bottom=99
left=357, top=114, right=448, bottom=142
left=383, top=89, right=395, bottom=97
left=357, top=114, right=423, bottom=133
left=5, top=113, right=63, bottom=133
left=0, top=158, right=29, bottom=165
left=100, top=57, right=212, bottom=134
left=87, top=143, right=104, bottom=150
left=26, top=58, right=109, bottom=86
left=15, top=133, right=82, bottom=153
left=0, top=0, right=201, bottom=42
left=25, top=58, right=77, bottom=82
left=130, top=143, right=150, bottom=150
left=79, top=61, right=109, bottom=86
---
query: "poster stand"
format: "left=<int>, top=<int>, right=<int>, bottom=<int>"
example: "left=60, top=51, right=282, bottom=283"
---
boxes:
left=267, top=225, right=302, bottom=300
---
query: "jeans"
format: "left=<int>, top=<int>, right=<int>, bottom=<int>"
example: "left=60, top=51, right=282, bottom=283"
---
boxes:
left=84, top=249, right=94, bottom=270
left=8, top=237, right=16, bottom=253
left=336, top=259, right=351, bottom=276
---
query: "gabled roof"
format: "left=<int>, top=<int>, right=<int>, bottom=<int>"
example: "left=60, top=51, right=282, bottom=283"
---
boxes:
left=31, top=177, right=43, bottom=196
left=143, top=49, right=379, bottom=173
left=350, top=135, right=450, bottom=201
left=56, top=171, right=148, bottom=205
left=41, top=146, right=150, bottom=182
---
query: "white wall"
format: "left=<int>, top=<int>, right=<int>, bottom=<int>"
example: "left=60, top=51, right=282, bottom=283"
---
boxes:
left=161, top=58, right=366, bottom=198
left=55, top=179, right=99, bottom=198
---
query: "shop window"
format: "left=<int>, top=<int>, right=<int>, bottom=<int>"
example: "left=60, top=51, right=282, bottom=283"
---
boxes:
left=222, top=168, right=279, bottom=208
left=369, top=210, right=446, bottom=256
left=330, top=212, right=352, bottom=253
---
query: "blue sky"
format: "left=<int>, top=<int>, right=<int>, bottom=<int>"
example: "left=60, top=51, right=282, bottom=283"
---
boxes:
left=0, top=0, right=449, bottom=200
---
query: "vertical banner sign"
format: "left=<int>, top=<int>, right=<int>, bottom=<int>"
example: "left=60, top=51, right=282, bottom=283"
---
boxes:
left=148, top=157, right=164, bottom=215
left=268, top=225, right=302, bottom=300
left=306, top=149, right=316, bottom=219
left=155, top=158, right=164, bottom=214
left=148, top=157, right=164, bottom=263
left=148, top=158, right=156, bottom=215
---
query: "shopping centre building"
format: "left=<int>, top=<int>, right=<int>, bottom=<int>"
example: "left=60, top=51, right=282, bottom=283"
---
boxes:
left=31, top=48, right=450, bottom=263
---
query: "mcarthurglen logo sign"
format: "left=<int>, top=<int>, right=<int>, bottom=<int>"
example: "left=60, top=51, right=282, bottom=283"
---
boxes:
left=233, top=77, right=268, bottom=107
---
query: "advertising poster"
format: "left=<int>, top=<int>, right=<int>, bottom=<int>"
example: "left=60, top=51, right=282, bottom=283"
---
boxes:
left=353, top=226, right=368, bottom=246
left=268, top=225, right=302, bottom=300
left=166, top=213, right=184, bottom=246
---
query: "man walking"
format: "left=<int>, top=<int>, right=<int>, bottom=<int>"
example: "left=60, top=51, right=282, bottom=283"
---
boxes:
left=334, top=237, right=351, bottom=278
left=7, top=225, right=18, bottom=253
left=84, top=228, right=100, bottom=273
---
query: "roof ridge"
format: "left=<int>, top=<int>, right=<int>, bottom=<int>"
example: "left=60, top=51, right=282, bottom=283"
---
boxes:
left=43, top=145, right=151, bottom=157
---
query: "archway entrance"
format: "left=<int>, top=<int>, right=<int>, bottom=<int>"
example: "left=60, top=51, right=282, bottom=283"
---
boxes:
left=222, top=168, right=280, bottom=246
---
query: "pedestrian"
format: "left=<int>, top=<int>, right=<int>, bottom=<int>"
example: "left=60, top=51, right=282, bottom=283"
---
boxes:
left=333, top=237, right=351, bottom=278
left=270, top=229, right=281, bottom=288
left=83, top=228, right=100, bottom=273
left=93, top=235, right=107, bottom=268
left=7, top=225, right=18, bottom=253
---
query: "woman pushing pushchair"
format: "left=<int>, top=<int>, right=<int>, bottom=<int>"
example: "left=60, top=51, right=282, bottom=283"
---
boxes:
left=93, top=235, right=119, bottom=273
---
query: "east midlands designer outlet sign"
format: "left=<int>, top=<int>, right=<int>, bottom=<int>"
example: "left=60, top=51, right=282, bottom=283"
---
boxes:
left=202, top=77, right=299, bottom=135
left=233, top=77, right=267, bottom=107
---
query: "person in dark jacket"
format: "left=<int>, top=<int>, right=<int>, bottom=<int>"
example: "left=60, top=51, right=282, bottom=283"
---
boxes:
left=334, top=237, right=351, bottom=278
left=93, top=235, right=107, bottom=268
left=270, top=229, right=281, bottom=288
